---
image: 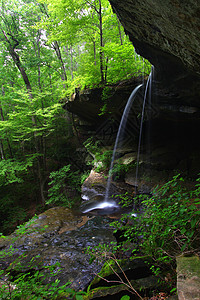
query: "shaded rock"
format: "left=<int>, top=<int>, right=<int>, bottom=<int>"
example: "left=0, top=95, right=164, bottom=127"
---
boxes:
left=85, top=257, right=158, bottom=299
left=0, top=207, right=115, bottom=291
left=120, top=152, right=137, bottom=165
left=109, top=0, right=200, bottom=103
left=82, top=170, right=107, bottom=192
left=0, top=207, right=91, bottom=249
left=85, top=275, right=158, bottom=299
left=81, top=170, right=136, bottom=218
left=176, top=255, right=200, bottom=300
left=82, top=170, right=135, bottom=199
left=81, top=170, right=117, bottom=200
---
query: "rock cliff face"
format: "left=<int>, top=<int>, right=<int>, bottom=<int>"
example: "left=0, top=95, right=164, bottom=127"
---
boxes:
left=109, top=0, right=200, bottom=104
left=64, top=1, right=200, bottom=180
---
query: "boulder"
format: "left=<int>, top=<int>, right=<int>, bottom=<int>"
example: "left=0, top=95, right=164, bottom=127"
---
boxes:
left=176, top=255, right=200, bottom=300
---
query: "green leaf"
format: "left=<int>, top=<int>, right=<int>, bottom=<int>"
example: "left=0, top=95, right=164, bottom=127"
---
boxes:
left=120, top=296, right=130, bottom=300
left=76, top=295, right=84, bottom=300
left=180, top=228, right=186, bottom=234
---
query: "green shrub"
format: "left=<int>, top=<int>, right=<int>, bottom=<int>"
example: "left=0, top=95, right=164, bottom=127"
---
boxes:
left=110, top=161, right=130, bottom=181
left=0, top=256, right=85, bottom=300
left=83, top=138, right=113, bottom=172
left=47, top=165, right=81, bottom=208
left=112, top=174, right=200, bottom=266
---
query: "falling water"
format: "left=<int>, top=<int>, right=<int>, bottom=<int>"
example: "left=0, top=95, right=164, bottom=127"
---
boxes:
left=104, top=84, right=143, bottom=201
left=135, top=67, right=154, bottom=188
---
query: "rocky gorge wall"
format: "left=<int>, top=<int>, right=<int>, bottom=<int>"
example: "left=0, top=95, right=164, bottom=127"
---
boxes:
left=64, top=0, right=200, bottom=183
left=109, top=0, right=200, bottom=102
left=65, top=76, right=200, bottom=188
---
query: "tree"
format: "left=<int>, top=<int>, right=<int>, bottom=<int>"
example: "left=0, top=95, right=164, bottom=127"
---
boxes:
left=38, top=0, right=151, bottom=90
left=0, top=0, right=72, bottom=207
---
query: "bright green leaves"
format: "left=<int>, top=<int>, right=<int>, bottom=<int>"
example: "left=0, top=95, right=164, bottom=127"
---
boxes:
left=0, top=88, right=63, bottom=145
left=104, top=40, right=151, bottom=83
left=0, top=156, right=37, bottom=186
left=38, top=0, right=151, bottom=90
left=47, top=165, right=82, bottom=207
left=111, top=174, right=200, bottom=270
left=0, top=253, right=83, bottom=300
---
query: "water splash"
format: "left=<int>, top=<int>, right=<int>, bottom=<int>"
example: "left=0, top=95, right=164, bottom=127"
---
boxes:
left=81, top=200, right=119, bottom=214
left=104, top=84, right=143, bottom=201
left=135, top=67, right=154, bottom=189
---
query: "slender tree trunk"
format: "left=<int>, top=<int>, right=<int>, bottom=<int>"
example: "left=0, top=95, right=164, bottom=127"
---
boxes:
left=36, top=29, right=43, bottom=94
left=39, top=4, right=68, bottom=86
left=53, top=41, right=73, bottom=136
left=0, top=105, right=5, bottom=160
left=53, top=41, right=67, bottom=84
left=0, top=88, right=13, bottom=158
left=93, top=40, right=97, bottom=65
left=35, top=29, right=47, bottom=172
left=0, top=140, right=5, bottom=160
left=48, top=65, right=54, bottom=100
left=117, top=18, right=123, bottom=45
left=53, top=42, right=74, bottom=137
left=99, top=0, right=105, bottom=83
left=2, top=31, right=32, bottom=92
left=70, top=46, right=74, bottom=80
left=104, top=57, right=109, bottom=83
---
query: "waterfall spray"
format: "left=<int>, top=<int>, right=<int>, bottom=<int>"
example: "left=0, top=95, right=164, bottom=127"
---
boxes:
left=135, top=66, right=154, bottom=189
left=104, top=84, right=143, bottom=201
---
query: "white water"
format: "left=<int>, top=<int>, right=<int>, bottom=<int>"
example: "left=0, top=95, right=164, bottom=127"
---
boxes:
left=82, top=200, right=119, bottom=214
left=104, top=84, right=143, bottom=201
left=135, top=67, right=154, bottom=187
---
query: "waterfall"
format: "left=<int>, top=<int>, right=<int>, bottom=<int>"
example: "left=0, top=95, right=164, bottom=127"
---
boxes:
left=135, top=67, right=154, bottom=188
left=104, top=84, right=143, bottom=201
left=81, top=73, right=153, bottom=215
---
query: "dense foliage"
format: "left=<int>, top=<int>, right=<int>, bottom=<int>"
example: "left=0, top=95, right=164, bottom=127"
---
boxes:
left=110, top=175, right=200, bottom=284
left=0, top=252, right=85, bottom=299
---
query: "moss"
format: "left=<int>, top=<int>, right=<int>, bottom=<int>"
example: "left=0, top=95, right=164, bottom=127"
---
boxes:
left=87, top=259, right=118, bottom=292
left=177, top=255, right=200, bottom=278
left=87, top=256, right=146, bottom=292
left=85, top=284, right=129, bottom=300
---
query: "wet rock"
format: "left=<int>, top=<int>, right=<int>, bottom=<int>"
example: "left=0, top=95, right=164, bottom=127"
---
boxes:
left=120, top=152, right=137, bottom=165
left=86, top=257, right=158, bottom=299
left=0, top=208, right=115, bottom=291
left=81, top=170, right=135, bottom=218
left=81, top=170, right=120, bottom=203
left=82, top=170, right=107, bottom=191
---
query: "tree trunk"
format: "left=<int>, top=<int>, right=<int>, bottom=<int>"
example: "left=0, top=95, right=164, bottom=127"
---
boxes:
left=0, top=140, right=5, bottom=160
left=99, top=0, right=105, bottom=83
left=117, top=18, right=123, bottom=45
left=53, top=41, right=67, bottom=84
left=104, top=57, right=109, bottom=83
left=93, top=40, right=97, bottom=65
left=2, top=31, right=32, bottom=93
left=36, top=29, right=43, bottom=94
left=0, top=91, right=13, bottom=158
left=70, top=46, right=74, bottom=79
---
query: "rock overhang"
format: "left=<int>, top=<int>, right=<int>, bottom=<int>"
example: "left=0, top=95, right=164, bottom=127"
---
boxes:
left=108, top=0, right=200, bottom=103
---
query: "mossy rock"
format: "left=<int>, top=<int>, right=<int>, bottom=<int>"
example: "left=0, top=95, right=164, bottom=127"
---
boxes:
left=85, top=257, right=159, bottom=299
left=177, top=255, right=200, bottom=300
